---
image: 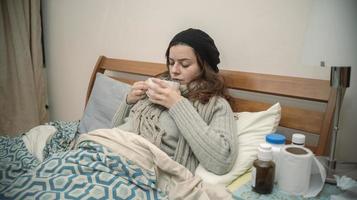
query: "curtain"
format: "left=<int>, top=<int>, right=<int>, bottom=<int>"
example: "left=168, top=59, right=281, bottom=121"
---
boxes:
left=0, top=0, right=48, bottom=136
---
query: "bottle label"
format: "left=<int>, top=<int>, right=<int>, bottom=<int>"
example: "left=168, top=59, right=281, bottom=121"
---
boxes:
left=251, top=166, right=256, bottom=187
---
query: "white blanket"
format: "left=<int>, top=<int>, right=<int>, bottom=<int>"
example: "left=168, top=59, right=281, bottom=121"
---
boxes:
left=76, top=128, right=232, bottom=200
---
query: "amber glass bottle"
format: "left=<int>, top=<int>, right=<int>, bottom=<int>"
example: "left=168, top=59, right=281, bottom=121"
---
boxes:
left=251, top=143, right=275, bottom=194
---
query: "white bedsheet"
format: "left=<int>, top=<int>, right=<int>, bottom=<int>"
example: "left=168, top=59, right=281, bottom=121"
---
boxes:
left=22, top=125, right=56, bottom=162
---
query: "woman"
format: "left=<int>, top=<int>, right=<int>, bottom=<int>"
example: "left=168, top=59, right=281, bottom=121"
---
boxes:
left=112, top=28, right=237, bottom=175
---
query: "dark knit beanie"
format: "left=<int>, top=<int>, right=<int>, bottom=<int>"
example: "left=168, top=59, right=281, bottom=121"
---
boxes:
left=165, top=28, right=220, bottom=73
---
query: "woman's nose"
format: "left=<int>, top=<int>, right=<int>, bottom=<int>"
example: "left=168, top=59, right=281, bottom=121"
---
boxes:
left=171, top=63, right=181, bottom=73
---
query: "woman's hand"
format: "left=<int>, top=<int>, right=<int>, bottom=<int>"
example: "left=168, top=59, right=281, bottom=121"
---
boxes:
left=126, top=81, right=148, bottom=104
left=147, top=78, right=182, bottom=108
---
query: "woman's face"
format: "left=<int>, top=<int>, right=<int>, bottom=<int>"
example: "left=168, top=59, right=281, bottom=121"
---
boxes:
left=168, top=44, right=201, bottom=85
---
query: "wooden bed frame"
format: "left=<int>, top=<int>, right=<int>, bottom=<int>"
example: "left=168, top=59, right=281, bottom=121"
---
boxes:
left=86, top=55, right=336, bottom=156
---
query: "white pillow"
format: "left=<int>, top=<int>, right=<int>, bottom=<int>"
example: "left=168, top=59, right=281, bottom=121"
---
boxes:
left=195, top=103, right=281, bottom=185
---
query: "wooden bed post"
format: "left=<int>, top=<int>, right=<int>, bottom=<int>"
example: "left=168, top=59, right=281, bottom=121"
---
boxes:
left=316, top=89, right=336, bottom=156
left=85, top=56, right=106, bottom=106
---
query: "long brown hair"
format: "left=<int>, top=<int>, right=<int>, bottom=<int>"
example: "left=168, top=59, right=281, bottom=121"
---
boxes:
left=165, top=44, right=231, bottom=104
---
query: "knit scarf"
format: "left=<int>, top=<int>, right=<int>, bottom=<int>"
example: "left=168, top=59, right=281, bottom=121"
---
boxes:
left=130, top=85, right=202, bottom=173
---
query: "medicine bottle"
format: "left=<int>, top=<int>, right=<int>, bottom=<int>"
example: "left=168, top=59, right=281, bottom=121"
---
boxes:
left=252, top=143, right=275, bottom=194
left=292, top=133, right=305, bottom=146
left=265, top=133, right=285, bottom=182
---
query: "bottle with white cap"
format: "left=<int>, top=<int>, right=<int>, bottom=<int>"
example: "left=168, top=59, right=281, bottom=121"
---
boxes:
left=292, top=133, right=305, bottom=146
left=251, top=143, right=275, bottom=194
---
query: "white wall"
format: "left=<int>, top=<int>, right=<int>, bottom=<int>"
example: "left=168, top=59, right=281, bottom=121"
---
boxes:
left=42, top=0, right=357, bottom=161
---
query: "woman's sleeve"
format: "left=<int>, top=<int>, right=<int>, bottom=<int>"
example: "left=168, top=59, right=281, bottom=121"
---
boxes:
left=168, top=97, right=238, bottom=175
left=111, top=99, right=133, bottom=128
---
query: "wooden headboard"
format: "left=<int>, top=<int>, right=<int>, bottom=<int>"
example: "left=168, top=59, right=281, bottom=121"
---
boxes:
left=86, top=56, right=336, bottom=156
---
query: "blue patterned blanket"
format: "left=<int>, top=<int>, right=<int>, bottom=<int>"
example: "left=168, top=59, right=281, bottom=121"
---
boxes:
left=0, top=122, right=166, bottom=200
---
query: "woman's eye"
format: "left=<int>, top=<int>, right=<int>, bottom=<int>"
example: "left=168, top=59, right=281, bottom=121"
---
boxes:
left=168, top=60, right=175, bottom=66
left=181, top=63, right=190, bottom=68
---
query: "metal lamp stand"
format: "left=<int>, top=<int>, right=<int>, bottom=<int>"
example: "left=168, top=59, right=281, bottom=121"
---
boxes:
left=318, top=66, right=357, bottom=184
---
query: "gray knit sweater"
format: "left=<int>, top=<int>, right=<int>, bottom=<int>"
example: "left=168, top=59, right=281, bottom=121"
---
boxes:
left=112, top=96, right=237, bottom=175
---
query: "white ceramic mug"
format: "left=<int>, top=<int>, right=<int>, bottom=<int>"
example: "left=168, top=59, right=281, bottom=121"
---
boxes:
left=146, top=78, right=180, bottom=97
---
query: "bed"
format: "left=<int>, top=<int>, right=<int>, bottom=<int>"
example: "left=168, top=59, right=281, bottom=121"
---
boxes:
left=86, top=56, right=335, bottom=155
left=0, top=56, right=336, bottom=199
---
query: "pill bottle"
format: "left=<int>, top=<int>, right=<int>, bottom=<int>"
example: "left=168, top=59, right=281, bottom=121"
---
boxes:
left=252, top=143, right=275, bottom=194
left=292, top=133, right=305, bottom=146
left=265, top=133, right=285, bottom=182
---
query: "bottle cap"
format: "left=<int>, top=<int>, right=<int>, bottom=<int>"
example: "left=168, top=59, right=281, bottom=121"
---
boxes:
left=258, top=143, right=273, bottom=161
left=292, top=133, right=305, bottom=145
left=266, top=133, right=286, bottom=145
